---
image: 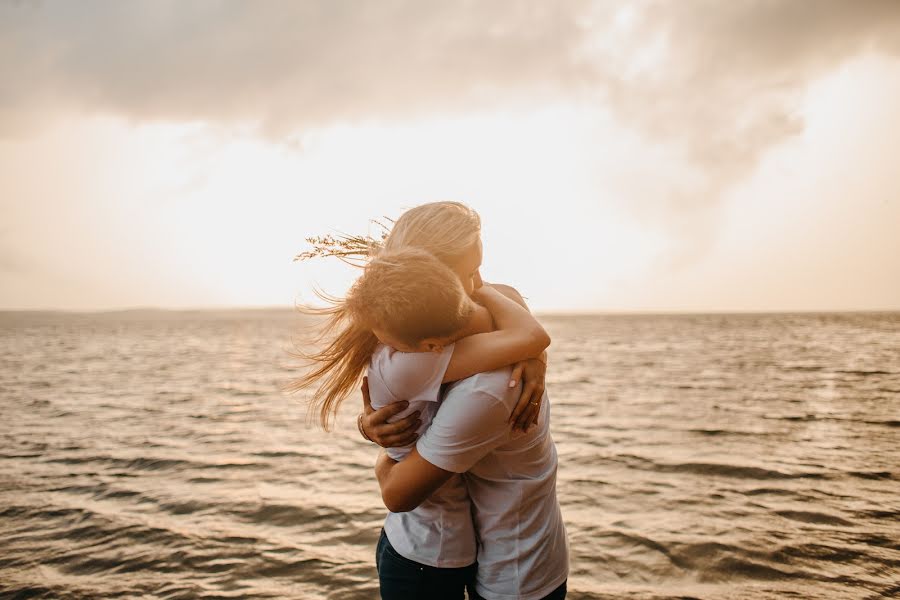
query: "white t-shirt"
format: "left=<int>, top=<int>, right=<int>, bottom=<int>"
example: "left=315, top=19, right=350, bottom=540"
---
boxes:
left=417, top=367, right=569, bottom=600
left=367, top=343, right=477, bottom=568
left=366, top=343, right=455, bottom=461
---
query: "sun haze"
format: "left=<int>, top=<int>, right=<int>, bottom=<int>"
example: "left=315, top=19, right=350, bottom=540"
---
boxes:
left=1, top=1, right=898, bottom=313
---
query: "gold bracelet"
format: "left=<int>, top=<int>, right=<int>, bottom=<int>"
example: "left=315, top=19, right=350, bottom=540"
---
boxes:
left=358, top=413, right=373, bottom=442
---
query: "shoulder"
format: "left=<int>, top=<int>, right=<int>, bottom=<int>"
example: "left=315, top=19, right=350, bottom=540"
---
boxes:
left=444, top=366, right=513, bottom=404
left=486, top=282, right=521, bottom=296
left=435, top=366, right=515, bottom=428
left=417, top=367, right=516, bottom=473
left=372, top=344, right=455, bottom=402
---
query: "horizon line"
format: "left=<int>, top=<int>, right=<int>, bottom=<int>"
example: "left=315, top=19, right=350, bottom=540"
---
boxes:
left=2, top=305, right=899, bottom=317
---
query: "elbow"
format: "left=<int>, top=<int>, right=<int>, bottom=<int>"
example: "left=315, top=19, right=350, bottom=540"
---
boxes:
left=517, top=326, right=550, bottom=361
left=384, top=498, right=414, bottom=514
left=531, top=326, right=551, bottom=353
left=381, top=488, right=418, bottom=513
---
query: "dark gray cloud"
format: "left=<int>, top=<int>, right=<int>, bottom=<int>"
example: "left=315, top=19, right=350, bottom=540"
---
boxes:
left=3, top=1, right=898, bottom=142
left=2, top=0, right=899, bottom=252
left=0, top=0, right=600, bottom=136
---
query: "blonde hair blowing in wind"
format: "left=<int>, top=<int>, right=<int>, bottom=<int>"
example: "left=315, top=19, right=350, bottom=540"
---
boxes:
left=287, top=201, right=482, bottom=430
left=380, top=201, right=481, bottom=265
left=349, top=248, right=475, bottom=347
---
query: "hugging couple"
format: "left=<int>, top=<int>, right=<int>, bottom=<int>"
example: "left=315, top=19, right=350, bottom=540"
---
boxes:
left=291, top=202, right=568, bottom=599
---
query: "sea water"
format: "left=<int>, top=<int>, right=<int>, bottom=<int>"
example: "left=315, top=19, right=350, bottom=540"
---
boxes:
left=1, top=310, right=897, bottom=599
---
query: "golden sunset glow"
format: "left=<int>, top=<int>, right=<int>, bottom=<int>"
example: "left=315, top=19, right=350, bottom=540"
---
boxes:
left=2, top=2, right=898, bottom=312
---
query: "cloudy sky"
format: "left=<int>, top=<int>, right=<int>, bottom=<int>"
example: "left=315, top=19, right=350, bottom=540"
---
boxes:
left=2, top=0, right=899, bottom=312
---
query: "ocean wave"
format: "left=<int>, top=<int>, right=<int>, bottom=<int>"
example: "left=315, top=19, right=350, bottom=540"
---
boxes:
left=3, top=310, right=899, bottom=599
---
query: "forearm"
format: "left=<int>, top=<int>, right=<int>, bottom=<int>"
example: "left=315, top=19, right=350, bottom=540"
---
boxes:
left=474, top=287, right=550, bottom=360
left=476, top=286, right=544, bottom=335
left=374, top=450, right=408, bottom=512
left=455, top=303, right=494, bottom=337
left=374, top=448, right=454, bottom=513
left=375, top=450, right=398, bottom=490
left=489, top=283, right=547, bottom=361
left=477, top=286, right=548, bottom=432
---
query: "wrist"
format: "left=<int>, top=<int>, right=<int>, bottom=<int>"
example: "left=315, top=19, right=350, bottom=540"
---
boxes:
left=358, top=413, right=373, bottom=442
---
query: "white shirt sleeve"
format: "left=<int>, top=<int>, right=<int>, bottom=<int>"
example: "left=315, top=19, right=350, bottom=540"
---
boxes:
left=386, top=344, right=454, bottom=403
left=416, top=381, right=512, bottom=473
left=368, top=343, right=455, bottom=408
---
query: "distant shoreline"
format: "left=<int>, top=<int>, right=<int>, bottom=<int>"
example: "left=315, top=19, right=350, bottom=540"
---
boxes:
left=2, top=307, right=898, bottom=319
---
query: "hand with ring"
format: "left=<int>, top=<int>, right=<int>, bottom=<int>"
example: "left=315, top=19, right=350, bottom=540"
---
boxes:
left=508, top=352, right=547, bottom=432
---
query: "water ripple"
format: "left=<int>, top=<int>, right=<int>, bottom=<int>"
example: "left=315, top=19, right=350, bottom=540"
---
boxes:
left=2, top=310, right=899, bottom=599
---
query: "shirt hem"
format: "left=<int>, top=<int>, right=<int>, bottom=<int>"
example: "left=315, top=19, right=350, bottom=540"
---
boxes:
left=474, top=571, right=568, bottom=600
left=384, top=530, right=476, bottom=569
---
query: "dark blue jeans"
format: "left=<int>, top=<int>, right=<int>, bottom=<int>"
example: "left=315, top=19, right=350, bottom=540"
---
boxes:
left=376, top=529, right=475, bottom=600
left=468, top=579, right=567, bottom=600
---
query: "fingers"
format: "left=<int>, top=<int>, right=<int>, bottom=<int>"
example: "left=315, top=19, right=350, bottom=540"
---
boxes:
left=528, top=387, right=544, bottom=429
left=375, top=410, right=420, bottom=435
left=513, top=382, right=536, bottom=431
left=366, top=402, right=413, bottom=431
left=531, top=382, right=545, bottom=424
left=379, top=429, right=419, bottom=448
left=372, top=412, right=421, bottom=448
left=507, top=361, right=528, bottom=423
left=517, top=383, right=546, bottom=432
left=362, top=399, right=410, bottom=441
left=509, top=362, right=525, bottom=389
left=380, top=400, right=411, bottom=420
left=508, top=392, right=527, bottom=424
